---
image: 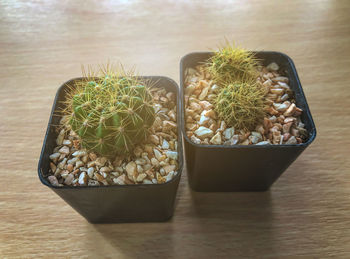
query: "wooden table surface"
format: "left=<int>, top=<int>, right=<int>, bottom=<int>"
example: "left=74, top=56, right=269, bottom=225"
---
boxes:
left=1, top=0, right=349, bottom=257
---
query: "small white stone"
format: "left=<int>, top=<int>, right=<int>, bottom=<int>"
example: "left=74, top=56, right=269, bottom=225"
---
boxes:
left=48, top=175, right=59, bottom=186
left=152, top=178, right=158, bottom=184
left=126, top=161, right=137, bottom=180
left=100, top=166, right=111, bottom=173
left=190, top=135, right=201, bottom=144
left=62, top=139, right=72, bottom=146
left=270, top=88, right=284, bottom=95
left=273, top=101, right=290, bottom=112
left=135, top=158, right=147, bottom=165
left=249, top=132, right=262, bottom=144
left=151, top=157, right=160, bottom=167
left=223, top=127, right=235, bottom=140
left=49, top=152, right=60, bottom=162
left=56, top=129, right=65, bottom=145
left=284, top=103, right=296, bottom=116
left=199, top=114, right=210, bottom=126
left=75, top=160, right=84, bottom=168
left=162, top=139, right=170, bottom=149
left=286, top=136, right=297, bottom=144
left=113, top=175, right=126, bottom=185
left=87, top=167, right=94, bottom=178
left=165, top=151, right=178, bottom=160
left=164, top=165, right=176, bottom=174
left=57, top=158, right=67, bottom=169
left=143, top=179, right=153, bottom=184
left=210, top=132, right=222, bottom=145
left=72, top=150, right=87, bottom=157
left=78, top=172, right=87, bottom=185
left=194, top=126, right=213, bottom=139
left=267, top=62, right=279, bottom=71
left=166, top=171, right=175, bottom=182
left=58, top=146, right=70, bottom=155
left=137, top=165, right=143, bottom=173
left=256, top=141, right=271, bottom=145
left=198, top=86, right=210, bottom=100
left=136, top=173, right=147, bottom=182
left=67, top=157, right=78, bottom=165
left=154, top=149, right=163, bottom=161
left=64, top=173, right=74, bottom=185
left=224, top=135, right=239, bottom=145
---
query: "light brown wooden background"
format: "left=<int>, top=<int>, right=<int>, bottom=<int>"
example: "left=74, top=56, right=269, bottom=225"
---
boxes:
left=1, top=0, right=349, bottom=258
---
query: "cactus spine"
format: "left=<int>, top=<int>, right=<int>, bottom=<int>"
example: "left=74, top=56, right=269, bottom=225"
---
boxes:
left=65, top=67, right=155, bottom=156
left=207, top=42, right=266, bottom=130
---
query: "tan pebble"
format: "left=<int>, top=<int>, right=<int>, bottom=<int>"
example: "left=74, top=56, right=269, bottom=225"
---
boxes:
left=241, top=139, right=250, bottom=145
left=81, top=155, right=88, bottom=164
left=209, top=123, right=217, bottom=132
left=56, top=129, right=65, bottom=146
left=100, top=166, right=111, bottom=173
left=113, top=174, right=126, bottom=185
left=136, top=173, right=147, bottom=182
left=272, top=76, right=289, bottom=83
left=94, top=172, right=105, bottom=182
left=50, top=162, right=57, bottom=173
left=88, top=152, right=97, bottom=161
left=190, top=135, right=201, bottom=144
left=66, top=164, right=73, bottom=172
left=163, top=121, right=177, bottom=132
left=270, top=88, right=284, bottom=95
left=163, top=165, right=176, bottom=174
left=58, top=146, right=70, bottom=155
left=64, top=173, right=74, bottom=185
left=263, top=117, right=273, bottom=130
left=198, top=86, right=210, bottom=100
left=186, top=131, right=193, bottom=137
left=126, top=161, right=137, bottom=181
left=72, top=140, right=80, bottom=150
left=48, top=175, right=59, bottom=186
left=266, top=106, right=279, bottom=115
left=204, top=109, right=216, bottom=119
left=168, top=110, right=176, bottom=121
left=283, top=133, right=291, bottom=141
left=283, top=122, right=293, bottom=134
left=72, top=169, right=80, bottom=175
left=284, top=103, right=296, bottom=116
left=156, top=172, right=166, bottom=184
left=189, top=102, right=202, bottom=113
left=199, top=100, right=213, bottom=110
left=150, top=134, right=160, bottom=145
left=210, top=132, right=222, bottom=145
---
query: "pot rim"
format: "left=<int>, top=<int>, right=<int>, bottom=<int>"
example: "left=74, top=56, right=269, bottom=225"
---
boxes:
left=179, top=51, right=317, bottom=149
left=38, top=76, right=183, bottom=190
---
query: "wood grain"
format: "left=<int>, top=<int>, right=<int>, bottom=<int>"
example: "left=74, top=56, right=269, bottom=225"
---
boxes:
left=1, top=0, right=350, bottom=257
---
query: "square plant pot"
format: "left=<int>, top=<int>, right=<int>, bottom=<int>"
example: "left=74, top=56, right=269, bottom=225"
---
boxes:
left=38, top=76, right=183, bottom=223
left=180, top=51, right=316, bottom=192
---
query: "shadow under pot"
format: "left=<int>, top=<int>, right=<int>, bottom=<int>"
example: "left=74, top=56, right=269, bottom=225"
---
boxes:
left=180, top=51, right=316, bottom=192
left=38, top=76, right=183, bottom=223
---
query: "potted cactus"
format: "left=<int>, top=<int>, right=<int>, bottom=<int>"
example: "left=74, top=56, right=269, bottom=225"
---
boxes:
left=180, top=43, right=316, bottom=191
left=38, top=66, right=183, bottom=223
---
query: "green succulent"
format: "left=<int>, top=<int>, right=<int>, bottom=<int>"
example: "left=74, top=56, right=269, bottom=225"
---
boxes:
left=214, top=80, right=266, bottom=130
left=206, top=42, right=260, bottom=84
left=65, top=69, right=155, bottom=156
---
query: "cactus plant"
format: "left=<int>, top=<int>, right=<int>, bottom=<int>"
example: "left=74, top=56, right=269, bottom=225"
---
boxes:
left=64, top=67, right=155, bottom=156
left=214, top=80, right=266, bottom=130
left=206, top=42, right=260, bottom=84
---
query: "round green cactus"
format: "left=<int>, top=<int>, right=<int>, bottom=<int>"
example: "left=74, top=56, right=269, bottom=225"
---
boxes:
left=214, top=81, right=266, bottom=130
left=206, top=43, right=259, bottom=84
left=66, top=70, right=155, bottom=156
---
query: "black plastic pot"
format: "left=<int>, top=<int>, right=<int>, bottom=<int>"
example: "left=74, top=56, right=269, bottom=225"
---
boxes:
left=180, top=51, right=316, bottom=192
left=38, top=76, right=183, bottom=223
